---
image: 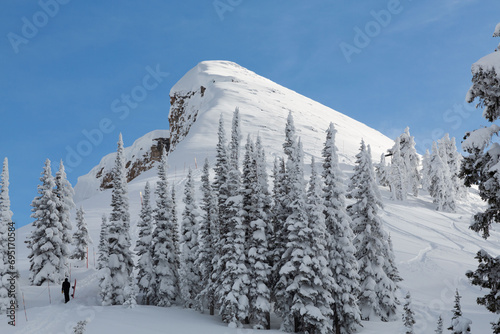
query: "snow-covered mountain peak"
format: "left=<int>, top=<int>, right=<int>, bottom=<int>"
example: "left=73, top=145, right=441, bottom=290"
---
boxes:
left=168, top=60, right=395, bottom=166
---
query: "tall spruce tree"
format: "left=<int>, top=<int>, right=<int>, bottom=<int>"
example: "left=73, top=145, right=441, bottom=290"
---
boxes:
left=322, top=123, right=361, bottom=334
left=54, top=160, right=74, bottom=278
left=217, top=111, right=249, bottom=327
left=270, top=156, right=287, bottom=295
left=402, top=292, right=416, bottom=334
left=275, top=114, right=333, bottom=334
left=99, top=134, right=135, bottom=306
left=244, top=135, right=272, bottom=329
left=71, top=206, right=92, bottom=261
left=448, top=290, right=471, bottom=334
left=389, top=139, right=406, bottom=201
left=429, top=141, right=456, bottom=212
left=135, top=182, right=154, bottom=305
left=375, top=153, right=390, bottom=187
left=97, top=214, right=109, bottom=270
left=211, top=114, right=230, bottom=312
left=150, top=149, right=180, bottom=307
left=461, top=25, right=500, bottom=329
left=195, top=158, right=218, bottom=315
left=180, top=168, right=201, bottom=309
left=29, top=159, right=66, bottom=285
left=349, top=141, right=399, bottom=322
left=0, top=158, right=17, bottom=311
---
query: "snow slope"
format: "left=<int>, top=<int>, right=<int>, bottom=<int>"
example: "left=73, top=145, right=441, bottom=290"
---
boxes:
left=3, top=61, right=498, bottom=333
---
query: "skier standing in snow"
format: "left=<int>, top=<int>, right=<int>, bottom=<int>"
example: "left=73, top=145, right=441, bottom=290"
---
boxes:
left=62, top=278, right=71, bottom=303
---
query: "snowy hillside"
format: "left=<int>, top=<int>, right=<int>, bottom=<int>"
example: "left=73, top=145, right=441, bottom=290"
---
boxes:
left=4, top=61, right=499, bottom=333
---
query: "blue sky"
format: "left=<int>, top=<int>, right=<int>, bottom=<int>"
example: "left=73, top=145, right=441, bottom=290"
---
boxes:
left=1, top=0, right=499, bottom=228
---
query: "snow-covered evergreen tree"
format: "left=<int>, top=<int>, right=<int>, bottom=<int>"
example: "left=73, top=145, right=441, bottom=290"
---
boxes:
left=421, top=149, right=432, bottom=192
left=385, top=234, right=403, bottom=285
left=375, top=153, right=390, bottom=187
left=438, top=134, right=466, bottom=199
left=402, top=292, right=416, bottom=334
left=389, top=128, right=420, bottom=197
left=0, top=158, right=17, bottom=312
left=465, top=249, right=500, bottom=328
left=436, top=315, right=443, bottom=334
left=389, top=139, right=407, bottom=201
left=217, top=116, right=249, bottom=327
left=448, top=290, right=471, bottom=334
left=195, top=158, right=218, bottom=315
left=135, top=182, right=154, bottom=305
left=54, top=160, right=74, bottom=278
left=180, top=168, right=201, bottom=309
left=97, top=214, right=109, bottom=271
left=461, top=26, right=500, bottom=328
left=29, top=159, right=66, bottom=286
left=270, top=156, right=287, bottom=295
left=70, top=206, right=92, bottom=261
left=275, top=114, right=333, bottom=334
left=322, top=123, right=361, bottom=334
left=99, top=134, right=135, bottom=306
left=349, top=141, right=399, bottom=322
left=150, top=148, right=180, bottom=307
left=429, top=142, right=456, bottom=212
left=211, top=114, right=230, bottom=312
left=244, top=135, right=272, bottom=330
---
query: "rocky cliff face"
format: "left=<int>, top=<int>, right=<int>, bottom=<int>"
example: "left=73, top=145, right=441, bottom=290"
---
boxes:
left=168, top=86, right=205, bottom=152
left=74, top=130, right=169, bottom=202
left=97, top=136, right=170, bottom=189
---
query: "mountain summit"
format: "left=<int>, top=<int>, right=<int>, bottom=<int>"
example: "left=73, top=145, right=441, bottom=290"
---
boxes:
left=75, top=60, right=394, bottom=200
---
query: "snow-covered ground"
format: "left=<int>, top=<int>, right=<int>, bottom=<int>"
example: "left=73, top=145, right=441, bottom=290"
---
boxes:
left=2, top=61, right=498, bottom=333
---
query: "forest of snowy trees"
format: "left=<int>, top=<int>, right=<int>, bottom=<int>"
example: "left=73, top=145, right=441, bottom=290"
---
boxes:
left=0, top=105, right=474, bottom=333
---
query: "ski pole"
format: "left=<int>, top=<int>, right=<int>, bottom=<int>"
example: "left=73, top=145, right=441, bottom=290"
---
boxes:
left=47, top=281, right=51, bottom=304
left=22, top=292, right=27, bottom=322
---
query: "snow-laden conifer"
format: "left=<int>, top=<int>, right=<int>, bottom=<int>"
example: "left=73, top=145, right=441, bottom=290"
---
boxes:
left=150, top=149, right=180, bottom=307
left=275, top=114, right=333, bottom=334
left=322, top=123, right=361, bottom=334
left=29, top=159, right=65, bottom=286
left=135, top=182, right=154, bottom=305
left=438, top=134, right=466, bottom=199
left=217, top=124, right=249, bottom=327
left=389, top=139, right=407, bottom=201
left=375, top=153, right=390, bottom=187
left=244, top=135, right=272, bottom=330
left=349, top=141, right=399, bottom=322
left=461, top=27, right=500, bottom=325
left=421, top=149, right=432, bottom=192
left=54, top=160, right=74, bottom=278
left=195, top=158, right=218, bottom=315
left=435, top=315, right=443, bottom=334
left=429, top=142, right=456, bottom=212
left=97, top=214, right=108, bottom=270
left=211, top=114, right=230, bottom=312
left=402, top=292, right=416, bottom=334
left=448, top=290, right=471, bottom=334
left=70, top=206, right=92, bottom=261
left=180, top=168, right=201, bottom=309
left=270, top=156, right=286, bottom=294
left=0, top=158, right=17, bottom=312
left=99, top=134, right=135, bottom=306
left=400, top=127, right=421, bottom=197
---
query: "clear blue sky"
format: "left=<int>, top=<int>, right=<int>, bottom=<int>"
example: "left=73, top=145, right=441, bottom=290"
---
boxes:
left=1, top=0, right=499, bottom=228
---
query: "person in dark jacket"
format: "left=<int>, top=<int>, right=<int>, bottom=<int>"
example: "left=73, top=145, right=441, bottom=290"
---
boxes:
left=62, top=278, right=71, bottom=303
